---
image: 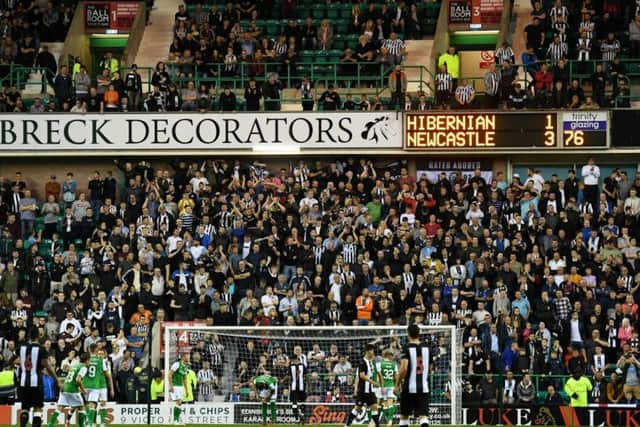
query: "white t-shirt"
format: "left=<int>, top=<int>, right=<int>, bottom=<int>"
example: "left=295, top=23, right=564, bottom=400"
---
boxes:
left=581, top=164, right=600, bottom=185
left=261, top=294, right=279, bottom=315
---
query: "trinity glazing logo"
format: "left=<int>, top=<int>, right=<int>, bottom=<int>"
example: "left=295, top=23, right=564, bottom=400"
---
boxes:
left=361, top=116, right=396, bottom=144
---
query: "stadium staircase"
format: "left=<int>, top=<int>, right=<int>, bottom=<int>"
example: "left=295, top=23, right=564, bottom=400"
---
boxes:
left=21, top=42, right=65, bottom=96
left=133, top=0, right=175, bottom=68
left=404, top=39, right=434, bottom=95
left=511, top=0, right=532, bottom=88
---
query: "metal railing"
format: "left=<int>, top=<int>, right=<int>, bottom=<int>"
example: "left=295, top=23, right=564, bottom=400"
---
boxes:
left=0, top=64, right=56, bottom=91
left=123, top=61, right=397, bottom=92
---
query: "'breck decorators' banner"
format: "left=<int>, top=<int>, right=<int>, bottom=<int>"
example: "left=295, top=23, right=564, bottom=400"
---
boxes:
left=0, top=112, right=402, bottom=151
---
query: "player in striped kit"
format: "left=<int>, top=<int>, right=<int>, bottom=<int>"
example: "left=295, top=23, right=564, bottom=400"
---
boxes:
left=376, top=349, right=399, bottom=426
left=345, top=344, right=380, bottom=427
left=395, top=324, right=432, bottom=427
left=18, top=328, right=62, bottom=427
left=48, top=353, right=90, bottom=427
left=289, top=353, right=307, bottom=424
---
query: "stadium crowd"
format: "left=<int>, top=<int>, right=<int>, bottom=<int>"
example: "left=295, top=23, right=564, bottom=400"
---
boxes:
left=0, top=157, right=638, bottom=407
left=0, top=0, right=638, bottom=111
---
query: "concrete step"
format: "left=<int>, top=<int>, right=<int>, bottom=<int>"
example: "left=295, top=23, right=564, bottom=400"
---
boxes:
left=134, top=0, right=176, bottom=68
left=23, top=71, right=53, bottom=95
left=404, top=39, right=434, bottom=95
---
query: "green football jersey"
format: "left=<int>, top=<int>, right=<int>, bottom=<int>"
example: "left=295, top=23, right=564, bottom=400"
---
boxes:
left=63, top=364, right=88, bottom=393
left=83, top=355, right=106, bottom=389
left=379, top=360, right=397, bottom=387
left=171, top=361, right=189, bottom=387
left=254, top=375, right=277, bottom=390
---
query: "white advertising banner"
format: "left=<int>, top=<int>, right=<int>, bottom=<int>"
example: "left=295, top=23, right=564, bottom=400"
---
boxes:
left=0, top=112, right=402, bottom=150
left=12, top=403, right=234, bottom=425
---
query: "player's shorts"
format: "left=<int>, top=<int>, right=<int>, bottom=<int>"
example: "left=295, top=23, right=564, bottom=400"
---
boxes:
left=259, top=385, right=277, bottom=401
left=356, top=392, right=377, bottom=407
left=291, top=390, right=306, bottom=404
left=18, top=386, right=44, bottom=409
left=57, top=392, right=84, bottom=408
left=86, top=388, right=108, bottom=403
left=378, top=387, right=396, bottom=400
left=170, top=386, right=185, bottom=401
left=399, top=391, right=429, bottom=417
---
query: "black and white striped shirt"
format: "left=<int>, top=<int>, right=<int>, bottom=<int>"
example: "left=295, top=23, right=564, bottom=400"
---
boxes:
left=579, top=21, right=595, bottom=39
left=294, top=167, right=309, bottom=184
left=608, top=327, right=618, bottom=348
left=435, top=72, right=452, bottom=92
left=290, top=362, right=306, bottom=392
left=593, top=354, right=606, bottom=372
left=484, top=71, right=500, bottom=96
left=549, top=5, right=568, bottom=24
left=620, top=275, right=634, bottom=292
left=203, top=223, right=216, bottom=236
left=274, top=41, right=288, bottom=56
left=495, top=46, right=515, bottom=64
left=504, top=379, right=516, bottom=398
left=382, top=38, right=405, bottom=56
left=601, top=39, right=620, bottom=61
left=577, top=37, right=591, bottom=56
left=553, top=22, right=569, bottom=43
left=357, top=357, right=376, bottom=394
left=342, top=243, right=357, bottom=265
left=312, top=246, right=325, bottom=265
left=455, top=85, right=475, bottom=104
left=216, top=210, right=233, bottom=229
left=197, top=368, right=216, bottom=397
left=19, top=343, right=44, bottom=387
left=455, top=308, right=472, bottom=328
left=591, top=380, right=604, bottom=399
left=402, top=341, right=430, bottom=394
left=547, top=41, right=568, bottom=64
left=402, top=272, right=414, bottom=293
left=340, top=270, right=356, bottom=285
left=205, top=342, right=224, bottom=367
left=427, top=311, right=443, bottom=326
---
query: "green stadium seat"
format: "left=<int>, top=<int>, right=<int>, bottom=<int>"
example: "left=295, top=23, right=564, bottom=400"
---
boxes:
left=326, top=4, right=340, bottom=19
left=300, top=50, right=315, bottom=63
left=333, top=34, right=347, bottom=50
left=335, top=20, right=349, bottom=34
left=340, top=4, right=352, bottom=18
left=425, top=3, right=440, bottom=18
left=315, top=51, right=329, bottom=63
left=311, top=4, right=326, bottom=19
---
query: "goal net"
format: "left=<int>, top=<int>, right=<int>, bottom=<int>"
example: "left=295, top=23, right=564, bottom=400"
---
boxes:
left=163, top=325, right=461, bottom=425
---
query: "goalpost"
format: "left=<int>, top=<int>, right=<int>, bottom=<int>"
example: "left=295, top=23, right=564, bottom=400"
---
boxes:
left=163, top=325, right=462, bottom=425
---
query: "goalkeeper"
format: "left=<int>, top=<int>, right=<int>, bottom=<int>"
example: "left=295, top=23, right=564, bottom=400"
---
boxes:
left=254, top=371, right=278, bottom=425
left=377, top=349, right=398, bottom=426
